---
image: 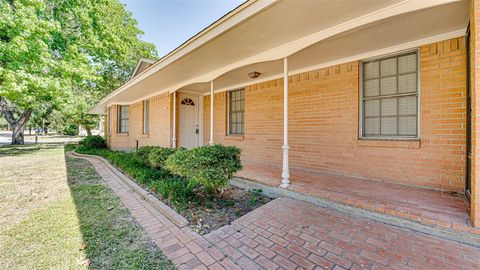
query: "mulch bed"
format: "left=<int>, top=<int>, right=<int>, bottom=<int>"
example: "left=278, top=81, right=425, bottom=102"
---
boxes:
left=176, top=186, right=271, bottom=235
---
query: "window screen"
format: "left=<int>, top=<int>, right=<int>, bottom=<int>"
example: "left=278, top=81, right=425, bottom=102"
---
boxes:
left=118, top=105, right=129, bottom=133
left=143, top=100, right=149, bottom=134
left=362, top=52, right=418, bottom=137
left=229, top=89, right=244, bottom=135
left=108, top=107, right=112, bottom=135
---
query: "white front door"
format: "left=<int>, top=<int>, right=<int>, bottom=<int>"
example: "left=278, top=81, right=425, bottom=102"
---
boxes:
left=179, top=94, right=199, bottom=149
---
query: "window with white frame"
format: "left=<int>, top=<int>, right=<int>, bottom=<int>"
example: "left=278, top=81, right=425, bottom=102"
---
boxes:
left=118, top=105, right=129, bottom=133
left=228, top=89, right=244, bottom=135
left=143, top=100, right=149, bottom=134
left=361, top=51, right=418, bottom=138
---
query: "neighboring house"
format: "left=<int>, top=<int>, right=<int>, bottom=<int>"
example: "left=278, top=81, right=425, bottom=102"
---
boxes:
left=90, top=1, right=480, bottom=226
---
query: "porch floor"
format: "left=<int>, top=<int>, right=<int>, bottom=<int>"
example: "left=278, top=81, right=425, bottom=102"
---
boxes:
left=237, top=161, right=479, bottom=234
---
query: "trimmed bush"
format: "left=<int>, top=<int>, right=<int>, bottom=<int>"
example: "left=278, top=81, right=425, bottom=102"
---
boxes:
left=79, top=135, right=106, bottom=149
left=133, top=146, right=157, bottom=166
left=165, top=144, right=242, bottom=195
left=74, top=146, right=193, bottom=209
left=148, top=147, right=179, bottom=169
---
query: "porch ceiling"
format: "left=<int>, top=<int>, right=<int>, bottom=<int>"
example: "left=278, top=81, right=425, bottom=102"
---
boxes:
left=90, top=0, right=468, bottom=114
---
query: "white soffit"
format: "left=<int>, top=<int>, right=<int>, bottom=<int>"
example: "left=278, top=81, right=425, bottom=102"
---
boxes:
left=91, top=0, right=467, bottom=113
left=208, top=0, right=468, bottom=94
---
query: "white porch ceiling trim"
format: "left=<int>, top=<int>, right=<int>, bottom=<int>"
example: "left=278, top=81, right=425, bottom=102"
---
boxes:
left=202, top=29, right=466, bottom=96
left=107, top=29, right=465, bottom=106
left=94, top=0, right=463, bottom=113
left=164, top=0, right=459, bottom=94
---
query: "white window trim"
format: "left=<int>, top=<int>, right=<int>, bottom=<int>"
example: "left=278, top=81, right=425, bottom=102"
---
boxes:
left=227, top=88, right=245, bottom=136
left=358, top=48, right=421, bottom=140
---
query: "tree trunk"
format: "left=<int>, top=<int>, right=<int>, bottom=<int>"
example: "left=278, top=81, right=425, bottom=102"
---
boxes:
left=11, top=110, right=31, bottom=145
left=0, top=96, right=32, bottom=145
left=85, top=125, right=92, bottom=136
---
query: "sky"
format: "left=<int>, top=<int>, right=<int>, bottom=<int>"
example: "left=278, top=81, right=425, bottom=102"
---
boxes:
left=120, top=0, right=245, bottom=57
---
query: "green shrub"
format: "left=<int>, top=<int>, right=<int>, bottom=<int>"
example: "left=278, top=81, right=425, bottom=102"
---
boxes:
left=150, top=177, right=196, bottom=210
left=165, top=144, right=242, bottom=195
left=79, top=135, right=106, bottom=149
left=133, top=146, right=157, bottom=166
left=148, top=147, right=179, bottom=169
left=63, top=124, right=79, bottom=135
left=74, top=145, right=194, bottom=209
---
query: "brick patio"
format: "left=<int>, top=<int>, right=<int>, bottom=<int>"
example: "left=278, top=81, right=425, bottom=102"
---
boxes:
left=71, top=153, right=480, bottom=269
left=237, top=161, right=479, bottom=235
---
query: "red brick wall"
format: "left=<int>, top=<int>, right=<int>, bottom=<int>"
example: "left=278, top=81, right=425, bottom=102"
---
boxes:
left=204, top=37, right=467, bottom=192
left=106, top=92, right=173, bottom=150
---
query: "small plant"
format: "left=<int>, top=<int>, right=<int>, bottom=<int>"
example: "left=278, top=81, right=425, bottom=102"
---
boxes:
left=133, top=146, right=157, bottom=167
left=165, top=144, right=242, bottom=195
left=79, top=135, right=106, bottom=149
left=150, top=177, right=196, bottom=211
left=248, top=189, right=262, bottom=208
left=148, top=147, right=179, bottom=169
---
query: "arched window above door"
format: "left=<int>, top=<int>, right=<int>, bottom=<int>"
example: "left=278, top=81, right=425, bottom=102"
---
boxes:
left=181, top=98, right=195, bottom=106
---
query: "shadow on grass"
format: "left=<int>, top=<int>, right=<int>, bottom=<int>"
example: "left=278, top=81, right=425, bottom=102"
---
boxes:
left=0, top=143, right=62, bottom=157
left=63, top=146, right=175, bottom=270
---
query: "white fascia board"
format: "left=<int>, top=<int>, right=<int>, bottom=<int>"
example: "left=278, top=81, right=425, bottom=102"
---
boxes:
left=90, top=0, right=277, bottom=114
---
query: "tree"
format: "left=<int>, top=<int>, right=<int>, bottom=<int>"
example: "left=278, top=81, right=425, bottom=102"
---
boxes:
left=0, top=0, right=64, bottom=143
left=0, top=0, right=157, bottom=144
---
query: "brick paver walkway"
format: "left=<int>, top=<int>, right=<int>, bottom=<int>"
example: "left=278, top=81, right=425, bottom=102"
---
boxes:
left=71, top=153, right=480, bottom=270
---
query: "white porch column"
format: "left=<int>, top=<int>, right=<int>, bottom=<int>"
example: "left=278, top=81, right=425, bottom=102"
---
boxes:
left=280, top=57, right=290, bottom=188
left=209, top=80, right=214, bottom=145
left=172, top=91, right=177, bottom=148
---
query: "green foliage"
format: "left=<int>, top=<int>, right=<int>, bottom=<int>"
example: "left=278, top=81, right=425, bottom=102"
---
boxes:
left=133, top=146, right=157, bottom=167
left=148, top=147, right=179, bottom=169
left=79, top=135, right=106, bottom=149
left=248, top=189, right=263, bottom=208
left=150, top=178, right=196, bottom=211
left=0, top=0, right=157, bottom=141
left=165, top=145, right=242, bottom=195
left=63, top=124, right=79, bottom=136
left=75, top=146, right=192, bottom=209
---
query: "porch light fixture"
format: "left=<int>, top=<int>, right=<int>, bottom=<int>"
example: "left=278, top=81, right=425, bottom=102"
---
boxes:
left=248, top=71, right=261, bottom=79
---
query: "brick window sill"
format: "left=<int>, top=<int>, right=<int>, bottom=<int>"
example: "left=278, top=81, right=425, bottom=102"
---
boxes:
left=116, top=133, right=129, bottom=137
left=357, top=138, right=420, bottom=149
left=225, top=134, right=244, bottom=141
left=142, top=134, right=149, bottom=138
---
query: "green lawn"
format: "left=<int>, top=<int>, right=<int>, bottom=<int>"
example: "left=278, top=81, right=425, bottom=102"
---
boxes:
left=0, top=144, right=175, bottom=269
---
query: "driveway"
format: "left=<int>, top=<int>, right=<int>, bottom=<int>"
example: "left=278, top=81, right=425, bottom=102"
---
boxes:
left=0, top=131, right=81, bottom=146
left=0, top=131, right=12, bottom=146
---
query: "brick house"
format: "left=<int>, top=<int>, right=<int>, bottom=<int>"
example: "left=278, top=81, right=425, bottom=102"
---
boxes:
left=91, top=0, right=480, bottom=227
